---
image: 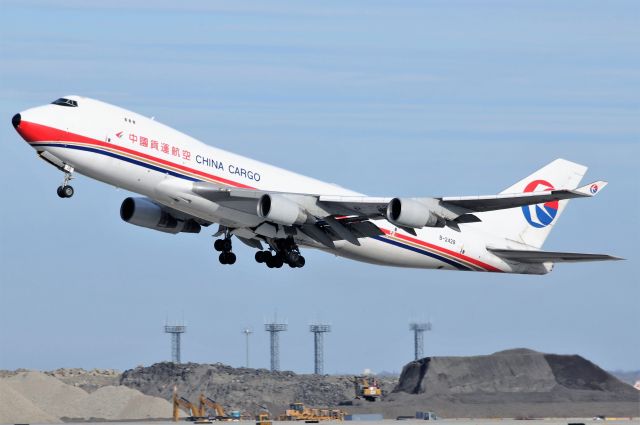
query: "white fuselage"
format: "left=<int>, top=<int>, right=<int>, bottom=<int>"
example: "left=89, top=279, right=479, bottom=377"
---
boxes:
left=14, top=96, right=548, bottom=274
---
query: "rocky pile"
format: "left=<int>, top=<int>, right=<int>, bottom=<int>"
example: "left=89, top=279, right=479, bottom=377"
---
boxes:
left=0, top=371, right=171, bottom=424
left=45, top=367, right=121, bottom=392
left=384, top=348, right=639, bottom=417
left=120, top=362, right=396, bottom=416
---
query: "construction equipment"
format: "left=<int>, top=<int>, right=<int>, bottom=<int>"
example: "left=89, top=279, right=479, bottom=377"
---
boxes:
left=173, top=386, right=206, bottom=422
left=256, top=412, right=272, bottom=425
left=279, top=402, right=345, bottom=421
left=353, top=376, right=382, bottom=401
left=199, top=395, right=234, bottom=421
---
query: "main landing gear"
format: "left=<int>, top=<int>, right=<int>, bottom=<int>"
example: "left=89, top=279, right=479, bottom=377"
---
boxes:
left=255, top=238, right=306, bottom=269
left=214, top=234, right=236, bottom=265
left=56, top=170, right=74, bottom=198
left=213, top=234, right=305, bottom=268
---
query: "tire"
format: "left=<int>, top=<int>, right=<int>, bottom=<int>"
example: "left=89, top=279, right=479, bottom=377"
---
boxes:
left=218, top=253, right=228, bottom=265
left=222, top=239, right=232, bottom=252
left=214, top=239, right=224, bottom=251
left=255, top=251, right=265, bottom=263
left=57, top=186, right=65, bottom=198
left=227, top=252, right=236, bottom=265
left=287, top=251, right=300, bottom=263
left=62, top=185, right=74, bottom=198
left=296, top=256, right=306, bottom=268
left=265, top=255, right=275, bottom=268
left=273, top=256, right=284, bottom=268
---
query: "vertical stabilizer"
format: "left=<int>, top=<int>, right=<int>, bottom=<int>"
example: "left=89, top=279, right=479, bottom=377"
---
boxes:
left=477, top=159, right=587, bottom=248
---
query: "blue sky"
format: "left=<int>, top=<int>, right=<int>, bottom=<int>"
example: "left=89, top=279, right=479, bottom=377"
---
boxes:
left=0, top=1, right=638, bottom=374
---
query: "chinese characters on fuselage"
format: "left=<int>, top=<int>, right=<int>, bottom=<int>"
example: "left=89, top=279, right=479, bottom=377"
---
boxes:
left=125, top=132, right=260, bottom=182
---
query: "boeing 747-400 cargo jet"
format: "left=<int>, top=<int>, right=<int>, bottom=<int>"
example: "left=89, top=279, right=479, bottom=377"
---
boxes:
left=12, top=96, right=621, bottom=273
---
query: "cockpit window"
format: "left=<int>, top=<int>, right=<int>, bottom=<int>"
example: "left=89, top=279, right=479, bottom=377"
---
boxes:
left=51, top=98, right=78, bottom=107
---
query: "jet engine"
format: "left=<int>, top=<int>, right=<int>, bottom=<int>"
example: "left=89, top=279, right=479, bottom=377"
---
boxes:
left=386, top=198, right=441, bottom=229
left=257, top=194, right=308, bottom=226
left=120, top=197, right=201, bottom=234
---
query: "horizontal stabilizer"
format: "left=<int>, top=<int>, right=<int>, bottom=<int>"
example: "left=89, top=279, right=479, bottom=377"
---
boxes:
left=488, top=248, right=623, bottom=263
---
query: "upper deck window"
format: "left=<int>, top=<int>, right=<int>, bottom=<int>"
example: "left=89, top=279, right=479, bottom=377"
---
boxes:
left=51, top=98, right=78, bottom=107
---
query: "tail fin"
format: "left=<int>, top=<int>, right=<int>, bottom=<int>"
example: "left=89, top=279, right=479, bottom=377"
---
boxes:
left=476, top=158, right=587, bottom=248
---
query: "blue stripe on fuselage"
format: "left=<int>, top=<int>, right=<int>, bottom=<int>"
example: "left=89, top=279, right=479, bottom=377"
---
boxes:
left=373, top=235, right=471, bottom=271
left=33, top=143, right=199, bottom=182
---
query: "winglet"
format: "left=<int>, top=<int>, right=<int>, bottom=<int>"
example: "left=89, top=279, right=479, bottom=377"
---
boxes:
left=574, top=180, right=608, bottom=197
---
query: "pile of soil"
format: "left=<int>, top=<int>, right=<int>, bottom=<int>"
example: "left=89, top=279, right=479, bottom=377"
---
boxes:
left=383, top=348, right=639, bottom=417
left=0, top=371, right=171, bottom=423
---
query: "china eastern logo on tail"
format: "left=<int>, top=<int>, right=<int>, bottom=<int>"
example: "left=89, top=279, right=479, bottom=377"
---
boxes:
left=521, top=180, right=559, bottom=228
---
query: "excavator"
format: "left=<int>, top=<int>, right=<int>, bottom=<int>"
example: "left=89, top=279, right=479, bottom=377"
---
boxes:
left=173, top=387, right=237, bottom=423
left=199, top=394, right=235, bottom=421
left=353, top=376, right=382, bottom=402
left=173, top=387, right=207, bottom=422
left=253, top=402, right=272, bottom=425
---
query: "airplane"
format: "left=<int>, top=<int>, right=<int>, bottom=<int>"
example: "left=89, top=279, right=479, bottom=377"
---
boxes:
left=12, top=95, right=621, bottom=274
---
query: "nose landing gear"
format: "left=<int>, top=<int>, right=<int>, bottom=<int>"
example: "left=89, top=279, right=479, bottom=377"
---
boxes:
left=57, top=169, right=75, bottom=198
left=214, top=234, right=236, bottom=265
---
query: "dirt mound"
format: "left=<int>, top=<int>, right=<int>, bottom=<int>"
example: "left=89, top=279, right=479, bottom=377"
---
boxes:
left=0, top=371, right=171, bottom=423
left=387, top=349, right=639, bottom=417
left=4, top=371, right=90, bottom=419
left=0, top=380, right=61, bottom=424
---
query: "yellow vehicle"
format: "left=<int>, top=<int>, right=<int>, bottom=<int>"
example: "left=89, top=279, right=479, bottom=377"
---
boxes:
left=256, top=412, right=272, bottom=425
left=353, top=376, right=382, bottom=402
left=199, top=395, right=234, bottom=421
left=279, top=403, right=345, bottom=421
left=173, top=387, right=206, bottom=422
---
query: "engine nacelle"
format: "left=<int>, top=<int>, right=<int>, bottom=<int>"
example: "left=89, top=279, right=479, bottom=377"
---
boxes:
left=386, top=198, right=440, bottom=229
left=257, top=194, right=308, bottom=226
left=120, top=197, right=201, bottom=234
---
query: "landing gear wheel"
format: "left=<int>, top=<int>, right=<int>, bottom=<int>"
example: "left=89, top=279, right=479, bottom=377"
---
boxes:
left=214, top=239, right=224, bottom=252
left=255, top=251, right=266, bottom=263
left=63, top=185, right=74, bottom=198
left=295, top=256, right=306, bottom=268
left=57, top=185, right=74, bottom=198
left=286, top=251, right=300, bottom=264
left=265, top=254, right=276, bottom=268
left=227, top=252, right=236, bottom=265
left=218, top=251, right=236, bottom=265
left=222, top=239, right=232, bottom=252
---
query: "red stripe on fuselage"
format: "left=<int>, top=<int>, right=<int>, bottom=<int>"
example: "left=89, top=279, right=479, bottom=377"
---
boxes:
left=380, top=228, right=502, bottom=272
left=17, top=121, right=255, bottom=189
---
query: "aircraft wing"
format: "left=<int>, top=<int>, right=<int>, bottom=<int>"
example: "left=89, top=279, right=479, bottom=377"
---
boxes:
left=487, top=248, right=623, bottom=263
left=439, top=181, right=607, bottom=212
left=190, top=180, right=607, bottom=244
left=319, top=181, right=607, bottom=215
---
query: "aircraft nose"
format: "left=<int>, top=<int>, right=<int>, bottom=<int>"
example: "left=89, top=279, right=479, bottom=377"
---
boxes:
left=12, top=113, right=21, bottom=129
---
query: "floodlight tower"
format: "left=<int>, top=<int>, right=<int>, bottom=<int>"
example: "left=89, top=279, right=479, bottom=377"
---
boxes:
left=409, top=322, right=432, bottom=360
left=309, top=324, right=331, bottom=375
left=242, top=328, right=253, bottom=368
left=164, top=324, right=186, bottom=364
left=265, top=322, right=288, bottom=371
